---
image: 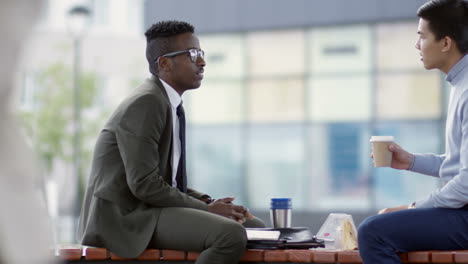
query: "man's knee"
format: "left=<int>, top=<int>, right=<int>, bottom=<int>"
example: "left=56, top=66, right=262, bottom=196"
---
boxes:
left=358, top=215, right=375, bottom=235
left=215, top=221, right=247, bottom=250
left=358, top=214, right=385, bottom=245
left=244, top=216, right=266, bottom=228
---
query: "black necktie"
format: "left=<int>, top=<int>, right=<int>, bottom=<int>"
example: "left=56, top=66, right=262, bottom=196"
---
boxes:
left=176, top=103, right=187, bottom=193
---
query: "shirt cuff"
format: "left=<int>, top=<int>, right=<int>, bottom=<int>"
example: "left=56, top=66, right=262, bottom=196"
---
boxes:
left=408, top=153, right=432, bottom=174
left=407, top=154, right=416, bottom=170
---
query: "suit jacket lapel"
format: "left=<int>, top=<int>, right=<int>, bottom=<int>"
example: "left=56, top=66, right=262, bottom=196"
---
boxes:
left=148, top=75, right=175, bottom=185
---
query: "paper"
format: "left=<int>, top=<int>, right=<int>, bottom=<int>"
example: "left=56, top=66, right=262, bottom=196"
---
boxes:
left=246, top=229, right=281, bottom=240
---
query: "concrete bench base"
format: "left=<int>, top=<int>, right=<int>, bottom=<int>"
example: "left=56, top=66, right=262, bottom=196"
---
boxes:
left=56, top=246, right=468, bottom=263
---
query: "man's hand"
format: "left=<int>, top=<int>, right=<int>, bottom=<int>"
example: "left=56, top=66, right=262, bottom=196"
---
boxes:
left=378, top=204, right=411, bottom=214
left=371, top=143, right=414, bottom=170
left=207, top=197, right=254, bottom=223
left=388, top=144, right=414, bottom=170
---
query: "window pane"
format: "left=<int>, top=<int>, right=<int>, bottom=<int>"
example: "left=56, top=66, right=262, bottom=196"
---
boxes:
left=376, top=72, right=441, bottom=119
left=248, top=78, right=304, bottom=122
left=374, top=121, right=440, bottom=208
left=376, top=22, right=420, bottom=71
left=91, top=0, right=109, bottom=26
left=127, top=0, right=143, bottom=33
left=247, top=30, right=305, bottom=76
left=186, top=80, right=244, bottom=124
left=200, top=33, right=245, bottom=79
left=308, top=75, right=371, bottom=121
left=308, top=25, right=371, bottom=74
left=187, top=125, right=246, bottom=205
left=307, top=123, right=371, bottom=210
left=246, top=124, right=305, bottom=209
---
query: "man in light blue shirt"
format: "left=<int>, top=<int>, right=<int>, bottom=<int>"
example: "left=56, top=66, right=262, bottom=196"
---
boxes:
left=358, top=0, right=468, bottom=263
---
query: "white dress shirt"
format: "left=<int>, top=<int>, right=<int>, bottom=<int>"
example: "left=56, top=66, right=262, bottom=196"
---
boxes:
left=159, top=78, right=182, bottom=188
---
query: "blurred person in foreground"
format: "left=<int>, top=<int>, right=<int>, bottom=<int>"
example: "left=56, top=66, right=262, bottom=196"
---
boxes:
left=358, top=0, right=468, bottom=263
left=78, top=20, right=265, bottom=264
left=0, top=0, right=56, bottom=264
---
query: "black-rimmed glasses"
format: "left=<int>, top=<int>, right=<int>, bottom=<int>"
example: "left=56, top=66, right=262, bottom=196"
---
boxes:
left=156, top=48, right=205, bottom=63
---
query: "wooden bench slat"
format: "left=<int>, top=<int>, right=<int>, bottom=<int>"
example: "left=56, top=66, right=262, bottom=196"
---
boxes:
left=137, top=249, right=160, bottom=260
left=58, top=245, right=83, bottom=261
left=161, top=249, right=186, bottom=260
left=110, top=252, right=131, bottom=260
left=58, top=245, right=468, bottom=263
left=337, top=250, right=363, bottom=263
left=287, top=249, right=313, bottom=263
left=311, top=250, right=337, bottom=263
left=187, top=251, right=200, bottom=261
left=453, top=250, right=468, bottom=263
left=240, top=249, right=265, bottom=262
left=84, top=247, right=109, bottom=260
left=431, top=251, right=455, bottom=263
left=264, top=249, right=288, bottom=262
left=399, top=252, right=409, bottom=263
left=407, top=251, right=430, bottom=263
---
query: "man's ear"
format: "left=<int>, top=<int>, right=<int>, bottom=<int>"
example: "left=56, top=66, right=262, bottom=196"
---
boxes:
left=158, top=57, right=172, bottom=73
left=441, top=36, right=453, bottom=52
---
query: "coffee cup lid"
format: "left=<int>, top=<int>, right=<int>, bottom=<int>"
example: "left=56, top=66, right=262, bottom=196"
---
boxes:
left=369, top=136, right=394, bottom=142
left=270, top=198, right=292, bottom=209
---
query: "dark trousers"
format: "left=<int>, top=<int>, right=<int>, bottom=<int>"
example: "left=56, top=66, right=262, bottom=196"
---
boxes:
left=358, top=207, right=468, bottom=264
left=148, top=207, right=265, bottom=264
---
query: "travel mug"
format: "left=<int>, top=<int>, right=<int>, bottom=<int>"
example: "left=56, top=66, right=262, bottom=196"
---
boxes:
left=270, top=198, right=292, bottom=228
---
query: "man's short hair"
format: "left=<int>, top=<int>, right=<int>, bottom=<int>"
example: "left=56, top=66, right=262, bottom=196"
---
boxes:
left=144, top=20, right=195, bottom=75
left=417, top=0, right=468, bottom=54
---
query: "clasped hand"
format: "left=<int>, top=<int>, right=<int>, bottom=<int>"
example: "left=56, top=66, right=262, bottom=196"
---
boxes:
left=207, top=197, right=253, bottom=224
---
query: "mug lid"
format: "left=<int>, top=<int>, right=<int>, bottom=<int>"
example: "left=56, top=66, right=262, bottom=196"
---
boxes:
left=369, top=136, right=394, bottom=142
left=270, top=198, right=292, bottom=209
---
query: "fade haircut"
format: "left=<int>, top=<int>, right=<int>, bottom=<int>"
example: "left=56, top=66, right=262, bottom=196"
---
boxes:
left=144, top=20, right=195, bottom=76
left=417, top=0, right=468, bottom=54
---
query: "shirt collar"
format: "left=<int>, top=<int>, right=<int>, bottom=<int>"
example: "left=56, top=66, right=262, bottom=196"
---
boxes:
left=159, top=78, right=182, bottom=108
left=446, top=54, right=468, bottom=85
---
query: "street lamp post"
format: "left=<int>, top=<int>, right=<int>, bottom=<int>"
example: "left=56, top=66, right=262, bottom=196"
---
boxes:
left=66, top=5, right=91, bottom=242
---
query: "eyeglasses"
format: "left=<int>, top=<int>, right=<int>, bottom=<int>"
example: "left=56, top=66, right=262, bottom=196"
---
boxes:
left=156, top=48, right=205, bottom=63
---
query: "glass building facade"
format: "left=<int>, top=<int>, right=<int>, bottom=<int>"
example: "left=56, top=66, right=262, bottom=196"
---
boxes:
left=183, top=20, right=445, bottom=213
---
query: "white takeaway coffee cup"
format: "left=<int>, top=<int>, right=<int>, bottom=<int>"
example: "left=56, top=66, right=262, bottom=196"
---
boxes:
left=369, top=136, right=395, bottom=167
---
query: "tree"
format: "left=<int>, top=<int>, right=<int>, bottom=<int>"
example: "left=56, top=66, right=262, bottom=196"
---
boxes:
left=19, top=62, right=108, bottom=216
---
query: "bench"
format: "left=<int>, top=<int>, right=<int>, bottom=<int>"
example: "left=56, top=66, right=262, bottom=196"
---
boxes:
left=56, top=245, right=468, bottom=263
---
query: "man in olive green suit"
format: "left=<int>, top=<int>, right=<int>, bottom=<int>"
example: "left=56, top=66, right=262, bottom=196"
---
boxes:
left=78, top=21, right=264, bottom=264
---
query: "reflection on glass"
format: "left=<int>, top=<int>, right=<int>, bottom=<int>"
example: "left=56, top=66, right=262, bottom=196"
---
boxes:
left=247, top=30, right=305, bottom=76
left=187, top=125, right=246, bottom=205
left=167, top=24, right=446, bottom=213
left=374, top=121, right=440, bottom=208
left=246, top=124, right=305, bottom=209
left=308, top=75, right=371, bottom=121
left=376, top=72, right=441, bottom=119
left=307, top=123, right=371, bottom=210
left=248, top=78, right=304, bottom=122
left=376, top=21, right=420, bottom=70
left=308, top=25, right=371, bottom=74
left=200, top=33, right=245, bottom=78
left=185, top=80, right=244, bottom=124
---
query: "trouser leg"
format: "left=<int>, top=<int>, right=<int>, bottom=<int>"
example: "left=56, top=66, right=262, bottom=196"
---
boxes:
left=358, top=208, right=468, bottom=264
left=243, top=216, right=266, bottom=228
left=149, top=207, right=247, bottom=264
